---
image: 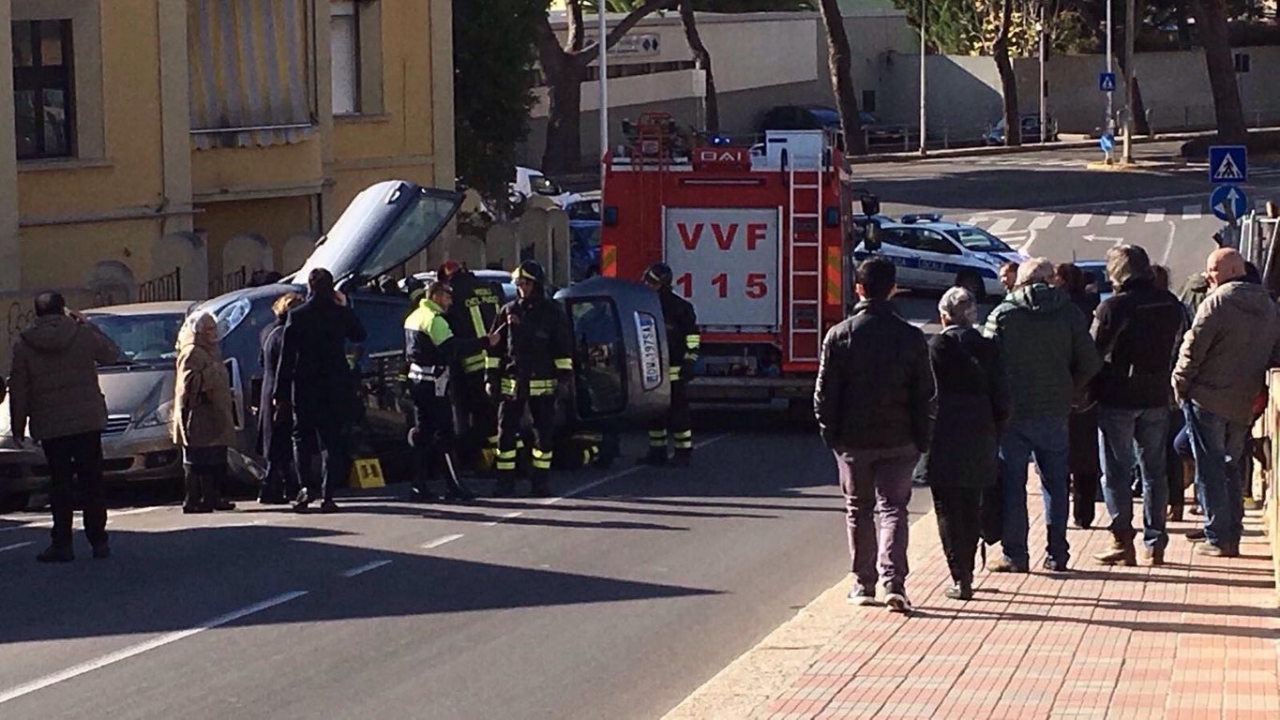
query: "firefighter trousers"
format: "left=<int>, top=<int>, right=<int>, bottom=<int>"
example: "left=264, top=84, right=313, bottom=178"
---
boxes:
left=496, top=392, right=557, bottom=486
left=451, top=369, right=498, bottom=468
left=648, top=379, right=692, bottom=458
left=411, top=380, right=454, bottom=490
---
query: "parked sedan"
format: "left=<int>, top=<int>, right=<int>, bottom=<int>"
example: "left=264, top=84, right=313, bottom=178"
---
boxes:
left=984, top=113, right=1059, bottom=145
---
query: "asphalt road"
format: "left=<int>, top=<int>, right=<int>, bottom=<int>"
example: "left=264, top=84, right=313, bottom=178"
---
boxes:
left=0, top=416, right=935, bottom=720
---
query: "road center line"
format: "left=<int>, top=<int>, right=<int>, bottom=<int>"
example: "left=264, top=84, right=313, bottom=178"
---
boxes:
left=421, top=533, right=465, bottom=549
left=0, top=541, right=33, bottom=554
left=539, top=432, right=733, bottom=507
left=340, top=559, right=393, bottom=578
left=0, top=590, right=308, bottom=706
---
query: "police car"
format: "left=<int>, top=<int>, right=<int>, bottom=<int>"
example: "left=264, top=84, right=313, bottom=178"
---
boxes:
left=853, top=213, right=1028, bottom=300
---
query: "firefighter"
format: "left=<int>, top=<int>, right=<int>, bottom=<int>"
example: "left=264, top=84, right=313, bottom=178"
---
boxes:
left=640, top=262, right=700, bottom=466
left=437, top=260, right=503, bottom=472
left=404, top=280, right=498, bottom=502
left=488, top=260, right=574, bottom=498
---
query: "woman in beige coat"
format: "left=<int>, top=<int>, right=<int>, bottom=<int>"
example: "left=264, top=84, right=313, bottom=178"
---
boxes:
left=172, top=312, right=237, bottom=513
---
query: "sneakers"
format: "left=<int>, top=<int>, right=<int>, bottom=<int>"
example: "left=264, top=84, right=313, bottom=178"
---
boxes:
left=35, top=545, right=74, bottom=563
left=943, top=581, right=973, bottom=601
left=1196, top=542, right=1238, bottom=558
left=884, top=590, right=913, bottom=614
left=1093, top=538, right=1137, bottom=567
left=846, top=584, right=877, bottom=606
left=1041, top=557, right=1071, bottom=573
left=987, top=556, right=1029, bottom=573
left=319, top=500, right=340, bottom=514
left=1142, top=546, right=1165, bottom=567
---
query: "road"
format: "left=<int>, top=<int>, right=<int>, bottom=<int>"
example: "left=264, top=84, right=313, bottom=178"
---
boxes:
left=3, top=143, right=1276, bottom=719
left=0, top=417, right=934, bottom=720
left=854, top=141, right=1280, bottom=327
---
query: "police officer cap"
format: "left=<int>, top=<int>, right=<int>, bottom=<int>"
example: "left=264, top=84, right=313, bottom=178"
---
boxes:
left=512, top=259, right=546, bottom=284
left=642, top=262, right=673, bottom=288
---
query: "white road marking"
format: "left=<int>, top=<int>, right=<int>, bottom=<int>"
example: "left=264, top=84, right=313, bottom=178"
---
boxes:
left=110, top=507, right=164, bottom=518
left=0, top=590, right=308, bottom=706
left=538, top=433, right=733, bottom=507
left=421, top=533, right=465, bottom=550
left=1067, top=213, right=1092, bottom=228
left=340, top=559, right=392, bottom=578
left=1027, top=215, right=1054, bottom=231
left=1182, top=204, right=1202, bottom=220
left=484, top=511, right=524, bottom=528
left=1106, top=213, right=1128, bottom=226
left=0, top=541, right=33, bottom=554
left=1144, top=210, right=1165, bottom=223
left=987, top=218, right=1017, bottom=235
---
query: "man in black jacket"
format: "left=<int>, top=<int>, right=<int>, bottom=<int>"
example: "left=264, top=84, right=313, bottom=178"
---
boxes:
left=814, top=257, right=936, bottom=613
left=1091, top=245, right=1187, bottom=567
left=273, top=268, right=367, bottom=513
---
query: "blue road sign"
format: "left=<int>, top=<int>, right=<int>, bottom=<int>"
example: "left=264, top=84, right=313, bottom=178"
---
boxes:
left=1099, top=133, right=1114, bottom=152
left=1208, top=145, right=1248, bottom=183
left=1099, top=72, right=1116, bottom=92
left=1210, top=185, right=1249, bottom=221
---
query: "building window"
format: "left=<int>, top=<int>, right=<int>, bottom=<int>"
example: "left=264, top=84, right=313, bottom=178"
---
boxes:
left=12, top=19, right=75, bottom=159
left=331, top=1, right=359, bottom=115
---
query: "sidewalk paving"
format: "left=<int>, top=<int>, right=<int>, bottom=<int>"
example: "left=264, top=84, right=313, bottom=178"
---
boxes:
left=664, top=481, right=1279, bottom=720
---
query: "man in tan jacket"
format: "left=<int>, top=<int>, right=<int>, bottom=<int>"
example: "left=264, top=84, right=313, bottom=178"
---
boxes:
left=9, top=292, right=120, bottom=562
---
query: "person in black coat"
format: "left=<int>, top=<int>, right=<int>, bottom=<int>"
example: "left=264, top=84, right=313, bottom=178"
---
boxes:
left=923, top=287, right=1012, bottom=601
left=256, top=291, right=304, bottom=504
left=273, top=269, right=367, bottom=513
left=1054, top=262, right=1102, bottom=528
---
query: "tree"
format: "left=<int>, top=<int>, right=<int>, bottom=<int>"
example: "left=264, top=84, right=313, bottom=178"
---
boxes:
left=1190, top=0, right=1247, bottom=141
left=679, top=0, right=719, bottom=133
left=454, top=0, right=543, bottom=201
left=991, top=0, right=1021, bottom=146
left=816, top=0, right=868, bottom=156
left=535, top=0, right=676, bottom=173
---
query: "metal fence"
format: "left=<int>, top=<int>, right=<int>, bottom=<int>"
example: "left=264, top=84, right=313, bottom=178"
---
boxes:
left=137, top=267, right=183, bottom=303
left=208, top=265, right=247, bottom=297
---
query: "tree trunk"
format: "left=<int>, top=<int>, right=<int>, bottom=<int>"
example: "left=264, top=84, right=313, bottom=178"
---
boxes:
left=679, top=0, right=718, bottom=134
left=542, top=62, right=587, bottom=174
left=1112, top=51, right=1151, bottom=136
left=993, top=0, right=1020, bottom=146
left=1190, top=0, right=1248, bottom=142
left=817, top=0, right=867, bottom=156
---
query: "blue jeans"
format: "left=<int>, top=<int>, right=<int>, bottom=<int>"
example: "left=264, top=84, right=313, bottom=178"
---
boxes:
left=1098, top=406, right=1169, bottom=549
left=999, top=416, right=1071, bottom=566
left=1182, top=402, right=1248, bottom=549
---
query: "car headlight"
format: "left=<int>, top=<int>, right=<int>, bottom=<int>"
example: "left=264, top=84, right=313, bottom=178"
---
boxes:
left=134, top=400, right=174, bottom=429
left=212, top=297, right=251, bottom=341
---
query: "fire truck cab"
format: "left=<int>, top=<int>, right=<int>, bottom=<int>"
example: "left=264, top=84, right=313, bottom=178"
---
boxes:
left=599, top=113, right=878, bottom=417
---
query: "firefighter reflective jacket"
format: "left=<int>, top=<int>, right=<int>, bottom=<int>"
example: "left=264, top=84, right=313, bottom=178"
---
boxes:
left=404, top=298, right=486, bottom=384
left=658, top=289, right=700, bottom=381
left=444, top=270, right=502, bottom=376
left=488, top=295, right=573, bottom=396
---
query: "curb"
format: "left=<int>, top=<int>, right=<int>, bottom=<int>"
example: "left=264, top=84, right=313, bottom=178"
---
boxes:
left=660, top=507, right=942, bottom=720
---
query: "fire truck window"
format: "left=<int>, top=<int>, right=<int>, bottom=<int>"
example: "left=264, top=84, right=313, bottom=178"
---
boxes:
left=568, top=299, right=626, bottom=418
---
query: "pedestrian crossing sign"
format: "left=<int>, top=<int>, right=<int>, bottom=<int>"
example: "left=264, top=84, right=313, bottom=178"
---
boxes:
left=1098, top=72, right=1116, bottom=92
left=1208, top=145, right=1247, bottom=183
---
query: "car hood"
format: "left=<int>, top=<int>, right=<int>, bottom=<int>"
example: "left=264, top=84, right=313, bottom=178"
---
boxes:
left=291, top=180, right=463, bottom=285
left=97, top=365, right=174, bottom=419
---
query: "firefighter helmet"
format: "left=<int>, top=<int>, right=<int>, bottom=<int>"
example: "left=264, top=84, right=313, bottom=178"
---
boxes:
left=512, top=259, right=546, bottom=284
left=642, top=262, right=673, bottom=289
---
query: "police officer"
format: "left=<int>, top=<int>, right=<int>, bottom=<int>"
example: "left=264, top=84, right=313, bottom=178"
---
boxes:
left=437, top=260, right=503, bottom=471
left=640, top=262, right=700, bottom=466
left=404, top=280, right=499, bottom=502
left=488, top=260, right=574, bottom=498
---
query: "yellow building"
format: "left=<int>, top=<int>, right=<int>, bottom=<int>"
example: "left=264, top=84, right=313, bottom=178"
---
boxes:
left=0, top=0, right=455, bottom=365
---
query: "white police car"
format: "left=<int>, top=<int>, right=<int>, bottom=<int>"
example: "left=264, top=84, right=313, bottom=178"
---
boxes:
left=853, top=213, right=1028, bottom=300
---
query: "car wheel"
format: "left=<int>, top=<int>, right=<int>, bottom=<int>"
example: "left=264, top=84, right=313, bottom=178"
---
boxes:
left=955, top=271, right=987, bottom=303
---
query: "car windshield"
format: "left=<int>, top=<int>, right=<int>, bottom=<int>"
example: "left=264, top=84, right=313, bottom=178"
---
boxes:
left=86, top=313, right=184, bottom=365
left=529, top=174, right=563, bottom=196
left=946, top=227, right=1014, bottom=252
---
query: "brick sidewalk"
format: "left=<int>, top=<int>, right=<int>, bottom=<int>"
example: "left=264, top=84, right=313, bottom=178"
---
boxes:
left=666, top=489, right=1279, bottom=720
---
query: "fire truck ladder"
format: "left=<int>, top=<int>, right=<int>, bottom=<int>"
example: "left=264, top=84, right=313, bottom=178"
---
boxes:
left=787, top=149, right=824, bottom=364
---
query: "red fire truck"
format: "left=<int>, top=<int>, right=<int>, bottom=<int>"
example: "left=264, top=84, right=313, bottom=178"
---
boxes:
left=599, top=113, right=878, bottom=417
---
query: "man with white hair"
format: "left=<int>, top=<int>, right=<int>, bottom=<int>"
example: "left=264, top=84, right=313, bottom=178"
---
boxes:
left=983, top=257, right=1102, bottom=573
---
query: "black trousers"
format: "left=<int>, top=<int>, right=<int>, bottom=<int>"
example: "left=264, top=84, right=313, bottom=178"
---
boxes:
left=932, top=486, right=981, bottom=585
left=292, top=409, right=348, bottom=502
left=647, top=378, right=692, bottom=455
left=412, top=380, right=455, bottom=489
left=1068, top=407, right=1100, bottom=525
left=263, top=420, right=296, bottom=497
left=1167, top=408, right=1185, bottom=510
left=43, top=432, right=107, bottom=548
left=496, top=393, right=557, bottom=480
left=451, top=370, right=497, bottom=466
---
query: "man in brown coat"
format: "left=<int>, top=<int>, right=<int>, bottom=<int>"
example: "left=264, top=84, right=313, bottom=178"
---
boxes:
left=9, top=291, right=120, bottom=562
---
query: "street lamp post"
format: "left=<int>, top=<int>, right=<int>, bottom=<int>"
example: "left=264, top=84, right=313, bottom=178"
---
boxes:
left=1122, top=0, right=1134, bottom=163
left=918, top=0, right=927, bottom=155
left=598, top=4, right=609, bottom=189
left=1105, top=0, right=1113, bottom=133
left=1038, top=5, right=1046, bottom=146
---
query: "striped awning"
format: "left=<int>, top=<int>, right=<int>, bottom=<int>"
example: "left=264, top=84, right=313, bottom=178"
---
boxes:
left=188, top=0, right=314, bottom=149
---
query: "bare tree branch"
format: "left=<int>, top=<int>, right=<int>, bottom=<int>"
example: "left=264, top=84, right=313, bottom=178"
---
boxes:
left=566, top=0, right=585, bottom=52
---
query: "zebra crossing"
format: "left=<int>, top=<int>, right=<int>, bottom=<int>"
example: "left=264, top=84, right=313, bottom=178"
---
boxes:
left=927, top=154, right=1280, bottom=179
left=961, top=202, right=1214, bottom=237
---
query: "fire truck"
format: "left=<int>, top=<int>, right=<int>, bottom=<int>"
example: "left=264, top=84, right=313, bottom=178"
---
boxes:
left=599, top=113, right=879, bottom=417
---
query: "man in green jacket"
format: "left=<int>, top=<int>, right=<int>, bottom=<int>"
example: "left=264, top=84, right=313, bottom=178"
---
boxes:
left=983, top=258, right=1102, bottom=573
